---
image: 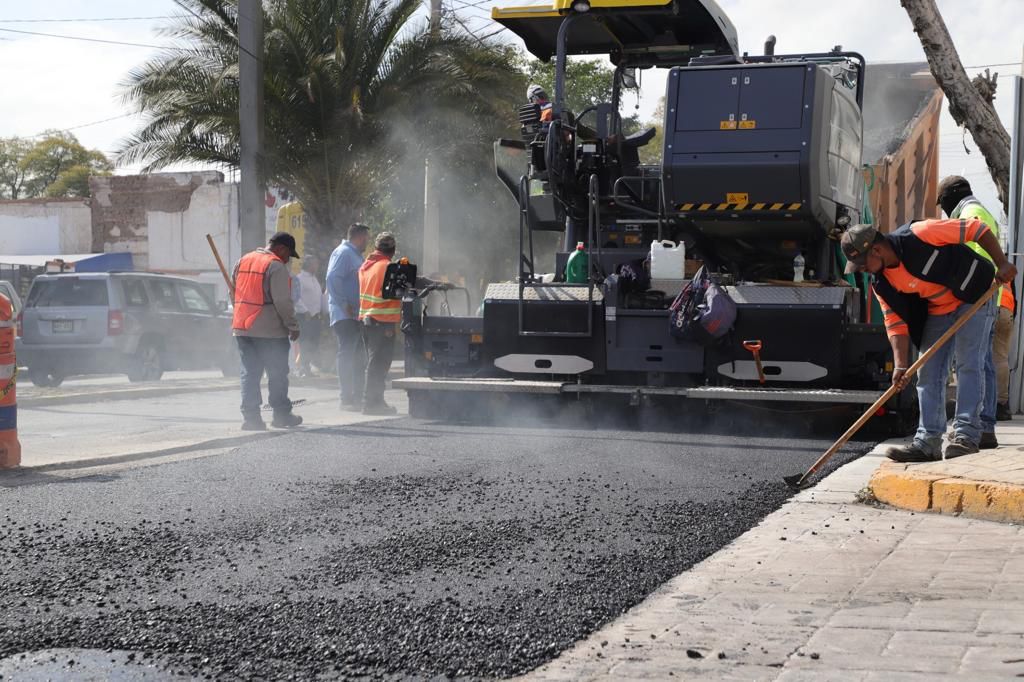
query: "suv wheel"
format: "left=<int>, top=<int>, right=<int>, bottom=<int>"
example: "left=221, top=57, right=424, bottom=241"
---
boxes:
left=29, top=367, right=65, bottom=388
left=128, top=342, right=164, bottom=382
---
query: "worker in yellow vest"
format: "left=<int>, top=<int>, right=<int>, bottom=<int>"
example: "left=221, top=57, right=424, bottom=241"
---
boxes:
left=938, top=175, right=1014, bottom=439
left=232, top=232, right=303, bottom=431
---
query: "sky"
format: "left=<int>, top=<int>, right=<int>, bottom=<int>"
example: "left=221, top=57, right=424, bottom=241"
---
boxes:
left=0, top=0, right=1021, bottom=217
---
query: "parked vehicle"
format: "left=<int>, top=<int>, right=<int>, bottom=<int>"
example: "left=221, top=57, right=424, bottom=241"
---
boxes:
left=17, top=272, right=237, bottom=387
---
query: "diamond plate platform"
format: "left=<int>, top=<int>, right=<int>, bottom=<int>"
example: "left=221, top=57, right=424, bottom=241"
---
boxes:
left=485, top=282, right=603, bottom=303
left=725, top=284, right=846, bottom=307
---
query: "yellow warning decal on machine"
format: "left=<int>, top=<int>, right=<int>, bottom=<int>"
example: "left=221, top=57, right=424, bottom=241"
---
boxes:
left=678, top=202, right=803, bottom=212
left=739, top=120, right=757, bottom=129
left=726, top=193, right=748, bottom=204
left=719, top=120, right=738, bottom=130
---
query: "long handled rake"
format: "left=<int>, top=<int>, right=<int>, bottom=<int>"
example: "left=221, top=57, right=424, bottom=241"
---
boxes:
left=783, top=282, right=999, bottom=490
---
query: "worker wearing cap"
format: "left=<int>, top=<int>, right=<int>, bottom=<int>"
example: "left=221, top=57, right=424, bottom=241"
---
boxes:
left=842, top=220, right=1016, bottom=461
left=527, top=84, right=553, bottom=123
left=357, top=232, right=403, bottom=416
left=232, top=232, right=303, bottom=431
left=938, top=175, right=1016, bottom=428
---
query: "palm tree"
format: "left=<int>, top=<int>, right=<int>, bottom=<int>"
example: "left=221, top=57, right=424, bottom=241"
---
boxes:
left=117, top=0, right=522, bottom=249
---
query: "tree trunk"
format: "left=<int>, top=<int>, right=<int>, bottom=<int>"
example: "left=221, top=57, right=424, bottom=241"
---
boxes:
left=901, top=0, right=1011, bottom=213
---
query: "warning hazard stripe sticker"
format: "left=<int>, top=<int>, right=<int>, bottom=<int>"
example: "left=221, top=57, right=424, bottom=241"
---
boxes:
left=677, top=202, right=803, bottom=212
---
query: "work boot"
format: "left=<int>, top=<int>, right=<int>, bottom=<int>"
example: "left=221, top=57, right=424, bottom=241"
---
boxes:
left=979, top=431, right=999, bottom=450
left=271, top=413, right=303, bottom=429
left=340, top=399, right=362, bottom=412
left=997, top=402, right=1013, bottom=421
left=944, top=435, right=979, bottom=460
left=885, top=443, right=936, bottom=463
left=241, top=418, right=267, bottom=431
left=363, top=402, right=398, bottom=416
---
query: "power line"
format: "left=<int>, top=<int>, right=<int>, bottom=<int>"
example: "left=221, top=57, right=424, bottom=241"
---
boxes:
left=0, top=26, right=183, bottom=50
left=0, top=15, right=177, bottom=23
left=0, top=22, right=260, bottom=61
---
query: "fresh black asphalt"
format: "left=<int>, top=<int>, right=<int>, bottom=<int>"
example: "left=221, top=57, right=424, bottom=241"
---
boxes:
left=0, top=415, right=873, bottom=679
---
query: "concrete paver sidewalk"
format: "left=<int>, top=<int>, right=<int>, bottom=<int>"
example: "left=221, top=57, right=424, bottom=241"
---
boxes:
left=870, top=421, right=1024, bottom=524
left=524, top=443, right=1024, bottom=680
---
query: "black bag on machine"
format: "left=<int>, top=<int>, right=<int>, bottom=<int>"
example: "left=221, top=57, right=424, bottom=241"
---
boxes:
left=668, top=266, right=737, bottom=345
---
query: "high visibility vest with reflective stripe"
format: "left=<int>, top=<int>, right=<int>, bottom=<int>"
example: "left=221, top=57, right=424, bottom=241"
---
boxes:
left=358, top=256, right=401, bottom=322
left=232, top=251, right=282, bottom=331
left=956, top=198, right=1014, bottom=313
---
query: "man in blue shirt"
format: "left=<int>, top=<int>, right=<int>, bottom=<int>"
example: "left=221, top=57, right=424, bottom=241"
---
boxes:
left=326, top=223, right=371, bottom=409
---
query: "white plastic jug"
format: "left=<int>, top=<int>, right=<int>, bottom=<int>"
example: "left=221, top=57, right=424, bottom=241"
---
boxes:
left=650, top=240, right=686, bottom=280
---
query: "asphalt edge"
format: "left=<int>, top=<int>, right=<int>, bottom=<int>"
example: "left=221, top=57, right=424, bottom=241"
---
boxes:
left=19, top=369, right=403, bottom=407
left=869, top=459, right=1024, bottom=524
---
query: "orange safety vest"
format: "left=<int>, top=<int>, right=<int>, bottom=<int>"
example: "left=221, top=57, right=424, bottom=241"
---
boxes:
left=358, top=253, right=401, bottom=323
left=232, top=250, right=285, bottom=331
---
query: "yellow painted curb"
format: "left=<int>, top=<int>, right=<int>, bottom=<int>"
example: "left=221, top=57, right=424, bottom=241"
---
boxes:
left=869, top=462, right=1024, bottom=524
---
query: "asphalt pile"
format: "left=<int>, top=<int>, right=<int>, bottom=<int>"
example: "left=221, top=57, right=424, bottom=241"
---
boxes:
left=0, top=419, right=870, bottom=679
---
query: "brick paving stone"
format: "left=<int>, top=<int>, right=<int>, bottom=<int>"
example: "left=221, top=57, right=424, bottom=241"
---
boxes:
left=522, top=429, right=1024, bottom=682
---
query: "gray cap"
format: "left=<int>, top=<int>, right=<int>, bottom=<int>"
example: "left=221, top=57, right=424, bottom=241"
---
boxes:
left=527, top=83, right=546, bottom=101
left=375, top=231, right=396, bottom=252
left=840, top=223, right=878, bottom=274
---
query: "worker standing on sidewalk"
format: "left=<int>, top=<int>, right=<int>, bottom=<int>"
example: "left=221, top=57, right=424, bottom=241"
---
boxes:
left=842, top=219, right=1016, bottom=462
left=937, top=176, right=1016, bottom=431
left=327, top=223, right=371, bottom=411
left=232, top=232, right=303, bottom=431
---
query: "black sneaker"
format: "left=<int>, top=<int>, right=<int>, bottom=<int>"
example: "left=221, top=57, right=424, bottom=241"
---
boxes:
left=242, top=419, right=267, bottom=431
left=271, top=413, right=303, bottom=428
left=979, top=432, right=999, bottom=450
left=997, top=402, right=1013, bottom=422
left=362, top=402, right=398, bottom=416
left=944, top=435, right=979, bottom=460
left=885, top=444, right=936, bottom=463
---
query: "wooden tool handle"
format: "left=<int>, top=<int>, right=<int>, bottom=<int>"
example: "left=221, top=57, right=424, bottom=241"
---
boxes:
left=796, top=282, right=999, bottom=486
left=206, top=234, right=234, bottom=299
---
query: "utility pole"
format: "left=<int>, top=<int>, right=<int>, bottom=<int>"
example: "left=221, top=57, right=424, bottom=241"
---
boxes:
left=422, top=0, right=443, bottom=274
left=239, top=0, right=266, bottom=255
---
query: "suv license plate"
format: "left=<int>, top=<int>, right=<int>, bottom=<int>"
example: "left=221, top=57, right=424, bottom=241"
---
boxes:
left=52, top=320, right=74, bottom=333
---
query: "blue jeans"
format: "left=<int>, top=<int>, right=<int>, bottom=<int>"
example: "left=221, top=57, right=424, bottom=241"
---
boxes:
left=914, top=299, right=995, bottom=454
left=332, top=319, right=366, bottom=403
left=981, top=304, right=999, bottom=433
left=236, top=336, right=292, bottom=420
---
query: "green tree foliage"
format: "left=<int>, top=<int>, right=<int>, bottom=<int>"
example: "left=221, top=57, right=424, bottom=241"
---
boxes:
left=117, top=0, right=523, bottom=252
left=0, top=133, right=111, bottom=200
left=0, top=137, right=31, bottom=200
left=638, top=96, right=665, bottom=165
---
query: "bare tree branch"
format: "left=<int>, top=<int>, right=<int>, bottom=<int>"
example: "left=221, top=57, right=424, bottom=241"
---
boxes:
left=901, top=0, right=1011, bottom=212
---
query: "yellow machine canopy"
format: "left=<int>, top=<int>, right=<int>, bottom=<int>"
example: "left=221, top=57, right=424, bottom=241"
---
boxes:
left=491, top=0, right=738, bottom=65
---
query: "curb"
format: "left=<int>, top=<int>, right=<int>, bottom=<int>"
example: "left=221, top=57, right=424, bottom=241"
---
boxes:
left=869, top=461, right=1024, bottom=524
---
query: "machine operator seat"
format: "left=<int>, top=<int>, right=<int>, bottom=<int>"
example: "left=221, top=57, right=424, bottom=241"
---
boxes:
left=616, top=126, right=657, bottom=176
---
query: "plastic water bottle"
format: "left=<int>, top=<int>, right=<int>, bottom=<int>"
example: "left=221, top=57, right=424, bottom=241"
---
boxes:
left=565, top=242, right=589, bottom=283
left=793, top=253, right=805, bottom=282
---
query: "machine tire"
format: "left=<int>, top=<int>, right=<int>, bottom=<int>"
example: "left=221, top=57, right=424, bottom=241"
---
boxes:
left=28, top=367, right=64, bottom=388
left=128, top=341, right=164, bottom=382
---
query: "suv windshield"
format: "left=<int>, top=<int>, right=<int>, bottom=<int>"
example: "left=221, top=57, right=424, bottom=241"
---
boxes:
left=27, top=278, right=109, bottom=307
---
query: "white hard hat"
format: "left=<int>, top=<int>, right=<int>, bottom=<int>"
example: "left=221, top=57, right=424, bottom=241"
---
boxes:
left=527, top=84, right=547, bottom=101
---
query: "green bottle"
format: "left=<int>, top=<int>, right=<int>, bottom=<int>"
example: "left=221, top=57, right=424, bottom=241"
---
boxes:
left=565, top=242, right=589, bottom=283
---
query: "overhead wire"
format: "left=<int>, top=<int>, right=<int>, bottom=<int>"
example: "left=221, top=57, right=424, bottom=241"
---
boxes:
left=0, top=26, right=185, bottom=50
left=0, top=15, right=178, bottom=23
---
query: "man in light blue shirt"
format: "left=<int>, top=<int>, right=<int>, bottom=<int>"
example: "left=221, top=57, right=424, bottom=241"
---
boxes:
left=326, top=223, right=371, bottom=408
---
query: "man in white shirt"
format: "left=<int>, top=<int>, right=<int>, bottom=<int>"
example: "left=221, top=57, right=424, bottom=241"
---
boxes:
left=294, top=255, right=324, bottom=376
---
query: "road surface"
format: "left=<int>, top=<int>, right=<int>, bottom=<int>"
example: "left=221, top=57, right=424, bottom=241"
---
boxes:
left=0, top=396, right=874, bottom=679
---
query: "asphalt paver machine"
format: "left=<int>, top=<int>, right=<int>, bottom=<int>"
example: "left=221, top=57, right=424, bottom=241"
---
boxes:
left=395, top=0, right=914, bottom=429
